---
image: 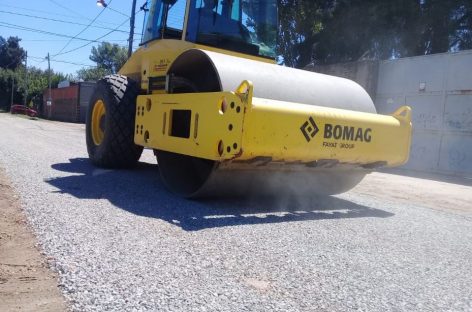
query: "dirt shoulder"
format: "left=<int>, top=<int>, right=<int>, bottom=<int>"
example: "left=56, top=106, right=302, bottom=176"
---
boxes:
left=0, top=169, right=67, bottom=312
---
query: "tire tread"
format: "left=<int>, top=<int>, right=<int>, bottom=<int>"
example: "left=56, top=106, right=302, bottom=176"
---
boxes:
left=86, top=74, right=143, bottom=168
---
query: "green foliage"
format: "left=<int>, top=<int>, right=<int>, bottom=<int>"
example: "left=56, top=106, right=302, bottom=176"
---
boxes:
left=51, top=72, right=72, bottom=89
left=76, top=67, right=110, bottom=81
left=89, top=42, right=128, bottom=73
left=0, top=36, right=26, bottom=70
left=278, top=0, right=472, bottom=67
left=76, top=42, right=128, bottom=81
left=0, top=69, right=20, bottom=108
left=0, top=67, right=70, bottom=110
left=278, top=0, right=330, bottom=67
left=0, top=35, right=72, bottom=110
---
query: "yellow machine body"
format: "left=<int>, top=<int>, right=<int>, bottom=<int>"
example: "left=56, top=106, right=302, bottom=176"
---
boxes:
left=86, top=0, right=412, bottom=197
left=119, top=39, right=274, bottom=92
left=135, top=80, right=411, bottom=167
left=104, top=0, right=413, bottom=197
left=115, top=39, right=413, bottom=197
left=123, top=41, right=411, bottom=170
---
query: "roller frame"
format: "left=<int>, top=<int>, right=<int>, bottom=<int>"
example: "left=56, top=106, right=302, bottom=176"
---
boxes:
left=135, top=81, right=412, bottom=169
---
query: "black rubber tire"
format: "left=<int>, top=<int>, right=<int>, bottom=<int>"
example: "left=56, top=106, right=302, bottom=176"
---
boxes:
left=86, top=74, right=143, bottom=168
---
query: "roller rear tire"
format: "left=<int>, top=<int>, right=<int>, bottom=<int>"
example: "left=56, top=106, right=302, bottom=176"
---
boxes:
left=86, top=74, right=143, bottom=168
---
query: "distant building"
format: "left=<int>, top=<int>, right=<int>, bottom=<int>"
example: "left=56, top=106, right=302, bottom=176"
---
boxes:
left=57, top=80, right=71, bottom=88
left=42, top=81, right=96, bottom=123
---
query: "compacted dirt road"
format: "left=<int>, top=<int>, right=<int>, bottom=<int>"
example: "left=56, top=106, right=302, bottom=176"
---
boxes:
left=0, top=113, right=471, bottom=312
left=0, top=168, right=66, bottom=311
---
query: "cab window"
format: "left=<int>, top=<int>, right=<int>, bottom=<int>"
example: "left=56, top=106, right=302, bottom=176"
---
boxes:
left=142, top=0, right=186, bottom=42
left=186, top=0, right=277, bottom=58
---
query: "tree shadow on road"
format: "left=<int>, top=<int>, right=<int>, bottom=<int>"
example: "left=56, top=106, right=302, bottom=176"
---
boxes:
left=46, top=158, right=394, bottom=231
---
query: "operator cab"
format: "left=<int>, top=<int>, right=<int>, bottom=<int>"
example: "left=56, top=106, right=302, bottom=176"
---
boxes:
left=142, top=0, right=277, bottom=59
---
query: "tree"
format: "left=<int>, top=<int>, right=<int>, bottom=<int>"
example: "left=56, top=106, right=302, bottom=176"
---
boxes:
left=0, top=69, right=20, bottom=109
left=278, top=0, right=333, bottom=67
left=0, top=36, right=71, bottom=111
left=277, top=0, right=472, bottom=67
left=76, top=67, right=110, bottom=81
left=0, top=67, right=69, bottom=110
left=0, top=36, right=26, bottom=70
left=77, top=42, right=128, bottom=81
left=89, top=42, right=128, bottom=74
left=315, top=0, right=400, bottom=64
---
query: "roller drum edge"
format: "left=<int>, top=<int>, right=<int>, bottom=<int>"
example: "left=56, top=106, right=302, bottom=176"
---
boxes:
left=156, top=49, right=375, bottom=198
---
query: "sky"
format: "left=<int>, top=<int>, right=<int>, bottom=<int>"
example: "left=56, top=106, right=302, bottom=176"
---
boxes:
left=0, top=0, right=147, bottom=75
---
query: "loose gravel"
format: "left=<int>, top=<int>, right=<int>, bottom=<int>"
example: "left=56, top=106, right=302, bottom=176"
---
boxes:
left=0, top=113, right=471, bottom=312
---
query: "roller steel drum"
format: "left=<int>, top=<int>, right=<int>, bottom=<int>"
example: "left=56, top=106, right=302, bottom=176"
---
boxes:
left=156, top=49, right=376, bottom=197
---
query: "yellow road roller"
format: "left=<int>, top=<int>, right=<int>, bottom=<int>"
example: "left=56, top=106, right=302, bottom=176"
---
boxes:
left=86, top=0, right=412, bottom=197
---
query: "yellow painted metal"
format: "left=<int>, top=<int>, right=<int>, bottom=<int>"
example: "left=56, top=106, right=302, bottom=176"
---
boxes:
left=240, top=96, right=411, bottom=167
left=120, top=40, right=193, bottom=91
left=119, top=40, right=275, bottom=91
left=135, top=86, right=246, bottom=160
left=134, top=81, right=412, bottom=167
left=91, top=99, right=106, bottom=146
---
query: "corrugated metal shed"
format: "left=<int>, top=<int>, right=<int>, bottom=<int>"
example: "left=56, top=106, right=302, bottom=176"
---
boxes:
left=42, top=82, right=96, bottom=123
left=78, top=82, right=96, bottom=123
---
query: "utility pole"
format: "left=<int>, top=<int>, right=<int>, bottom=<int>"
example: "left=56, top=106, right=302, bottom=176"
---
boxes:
left=46, top=53, right=52, bottom=118
left=128, top=0, right=137, bottom=58
left=11, top=77, right=14, bottom=107
left=24, top=51, right=28, bottom=107
left=47, top=53, right=52, bottom=103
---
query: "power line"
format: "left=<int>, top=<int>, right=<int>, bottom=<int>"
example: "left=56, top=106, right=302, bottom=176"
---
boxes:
left=29, top=55, right=96, bottom=68
left=52, top=0, right=115, bottom=57
left=30, top=56, right=47, bottom=67
left=3, top=2, right=145, bottom=69
left=0, top=22, right=96, bottom=42
left=0, top=21, right=132, bottom=67
left=52, top=59, right=96, bottom=67
left=50, top=4, right=145, bottom=58
left=28, top=56, right=46, bottom=61
left=1, top=3, right=124, bottom=28
left=21, top=38, right=140, bottom=42
left=47, top=0, right=120, bottom=28
left=30, top=55, right=95, bottom=67
left=21, top=39, right=76, bottom=42
left=52, top=17, right=131, bottom=58
left=55, top=61, right=95, bottom=67
left=0, top=22, right=128, bottom=46
left=0, top=10, right=135, bottom=34
left=106, top=6, right=130, bottom=18
left=1, top=3, right=90, bottom=22
left=28, top=55, right=51, bottom=67
left=48, top=0, right=88, bottom=18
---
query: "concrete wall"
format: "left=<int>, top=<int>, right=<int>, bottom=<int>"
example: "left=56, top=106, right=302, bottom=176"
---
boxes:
left=376, top=50, right=472, bottom=177
left=307, top=50, right=472, bottom=177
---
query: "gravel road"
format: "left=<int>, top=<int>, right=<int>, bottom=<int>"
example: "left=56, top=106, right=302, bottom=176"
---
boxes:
left=0, top=113, right=471, bottom=312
